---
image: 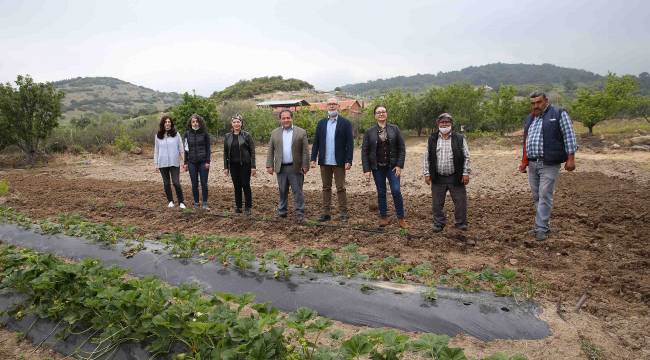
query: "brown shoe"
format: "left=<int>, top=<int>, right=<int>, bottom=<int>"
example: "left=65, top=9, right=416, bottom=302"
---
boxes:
left=398, top=218, right=408, bottom=229
left=379, top=217, right=391, bottom=227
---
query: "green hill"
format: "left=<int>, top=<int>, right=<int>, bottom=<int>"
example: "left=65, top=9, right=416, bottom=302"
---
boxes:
left=53, top=77, right=182, bottom=119
left=338, top=63, right=605, bottom=96
left=211, top=76, right=314, bottom=101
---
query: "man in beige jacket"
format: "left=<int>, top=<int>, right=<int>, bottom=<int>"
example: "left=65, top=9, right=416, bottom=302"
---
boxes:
left=266, top=110, right=310, bottom=221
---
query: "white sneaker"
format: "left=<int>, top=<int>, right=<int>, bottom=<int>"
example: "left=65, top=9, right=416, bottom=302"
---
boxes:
left=167, top=201, right=175, bottom=208
left=179, top=203, right=186, bottom=209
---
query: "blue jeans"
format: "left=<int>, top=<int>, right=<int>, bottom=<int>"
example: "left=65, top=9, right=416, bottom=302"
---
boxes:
left=527, top=160, right=561, bottom=233
left=188, top=161, right=209, bottom=205
left=372, top=166, right=405, bottom=219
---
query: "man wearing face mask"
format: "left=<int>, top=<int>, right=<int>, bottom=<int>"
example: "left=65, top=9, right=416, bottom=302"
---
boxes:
left=518, top=91, right=577, bottom=241
left=422, top=113, right=471, bottom=232
left=310, top=97, right=354, bottom=222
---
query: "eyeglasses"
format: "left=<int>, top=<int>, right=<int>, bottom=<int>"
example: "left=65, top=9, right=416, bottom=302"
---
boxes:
left=375, top=111, right=387, bottom=114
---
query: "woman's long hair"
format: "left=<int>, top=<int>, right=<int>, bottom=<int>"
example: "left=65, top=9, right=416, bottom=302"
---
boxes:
left=187, top=113, right=207, bottom=133
left=157, top=114, right=177, bottom=139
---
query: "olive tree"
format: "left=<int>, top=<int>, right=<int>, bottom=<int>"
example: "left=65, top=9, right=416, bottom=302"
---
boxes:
left=0, top=75, right=64, bottom=163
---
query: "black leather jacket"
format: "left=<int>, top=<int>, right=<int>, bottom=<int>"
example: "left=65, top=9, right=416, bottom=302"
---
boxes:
left=361, top=123, right=406, bottom=172
left=223, top=131, right=255, bottom=169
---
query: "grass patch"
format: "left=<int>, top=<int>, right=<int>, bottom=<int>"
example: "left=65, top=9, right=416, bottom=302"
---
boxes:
left=573, top=118, right=650, bottom=135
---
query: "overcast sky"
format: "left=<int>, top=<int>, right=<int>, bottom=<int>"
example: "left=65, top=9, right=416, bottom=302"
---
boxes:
left=1, top=0, right=649, bottom=96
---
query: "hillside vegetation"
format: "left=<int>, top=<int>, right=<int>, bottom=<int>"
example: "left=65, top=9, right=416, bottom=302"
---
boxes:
left=338, top=63, right=640, bottom=96
left=211, top=76, right=314, bottom=101
left=53, top=77, right=182, bottom=119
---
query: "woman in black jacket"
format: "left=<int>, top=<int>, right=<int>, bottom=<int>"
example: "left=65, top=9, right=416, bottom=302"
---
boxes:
left=223, top=114, right=256, bottom=215
left=183, top=114, right=211, bottom=210
left=361, top=105, right=407, bottom=228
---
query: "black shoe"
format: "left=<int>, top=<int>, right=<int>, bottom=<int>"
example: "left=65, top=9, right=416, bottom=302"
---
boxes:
left=235, top=208, right=243, bottom=214
left=455, top=224, right=468, bottom=231
left=244, top=208, right=251, bottom=216
left=338, top=214, right=348, bottom=222
left=318, top=214, right=331, bottom=222
left=277, top=213, right=287, bottom=219
left=432, top=224, right=444, bottom=233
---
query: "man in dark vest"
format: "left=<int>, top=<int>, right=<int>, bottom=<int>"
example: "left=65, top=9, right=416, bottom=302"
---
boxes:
left=423, top=113, right=471, bottom=232
left=518, top=91, right=577, bottom=241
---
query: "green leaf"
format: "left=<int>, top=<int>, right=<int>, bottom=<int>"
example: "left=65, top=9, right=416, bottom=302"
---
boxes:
left=439, top=347, right=467, bottom=360
left=341, top=334, right=374, bottom=359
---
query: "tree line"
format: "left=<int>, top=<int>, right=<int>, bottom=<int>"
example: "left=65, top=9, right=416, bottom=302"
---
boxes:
left=2, top=73, right=650, bottom=164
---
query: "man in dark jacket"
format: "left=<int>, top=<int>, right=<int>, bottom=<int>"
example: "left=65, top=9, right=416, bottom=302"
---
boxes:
left=518, top=91, right=577, bottom=241
left=423, top=113, right=471, bottom=232
left=310, top=98, right=354, bottom=222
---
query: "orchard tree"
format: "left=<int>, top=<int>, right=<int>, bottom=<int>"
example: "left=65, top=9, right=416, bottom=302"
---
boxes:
left=436, top=84, right=486, bottom=131
left=413, top=87, right=446, bottom=135
left=630, top=95, right=650, bottom=124
left=293, top=109, right=324, bottom=140
left=0, top=75, right=64, bottom=163
left=572, top=73, right=638, bottom=135
left=171, top=91, right=220, bottom=135
left=486, top=85, right=529, bottom=134
left=365, top=90, right=417, bottom=132
left=240, top=108, right=278, bottom=142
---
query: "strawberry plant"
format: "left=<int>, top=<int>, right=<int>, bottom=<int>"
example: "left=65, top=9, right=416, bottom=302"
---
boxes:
left=422, top=280, right=438, bottom=302
left=0, top=206, right=542, bottom=303
left=0, top=206, right=32, bottom=229
left=333, top=244, right=369, bottom=278
left=293, top=247, right=336, bottom=273
left=0, top=245, right=529, bottom=360
left=264, top=250, right=291, bottom=279
left=364, top=256, right=411, bottom=282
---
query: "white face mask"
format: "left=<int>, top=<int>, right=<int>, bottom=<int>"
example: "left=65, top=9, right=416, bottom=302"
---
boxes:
left=439, top=126, right=452, bottom=135
left=328, top=110, right=338, bottom=118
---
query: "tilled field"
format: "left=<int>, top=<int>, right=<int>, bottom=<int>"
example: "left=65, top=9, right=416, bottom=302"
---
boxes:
left=0, top=142, right=649, bottom=359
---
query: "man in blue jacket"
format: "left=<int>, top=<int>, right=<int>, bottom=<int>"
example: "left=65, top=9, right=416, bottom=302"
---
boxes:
left=310, top=97, right=354, bottom=222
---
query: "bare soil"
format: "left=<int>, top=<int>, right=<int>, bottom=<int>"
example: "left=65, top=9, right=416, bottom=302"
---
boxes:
left=0, top=327, right=65, bottom=360
left=0, top=137, right=648, bottom=359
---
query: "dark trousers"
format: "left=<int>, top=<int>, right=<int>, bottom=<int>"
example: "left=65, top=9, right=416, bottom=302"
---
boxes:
left=431, top=174, right=467, bottom=227
left=320, top=165, right=347, bottom=216
left=159, top=166, right=184, bottom=203
left=372, top=165, right=405, bottom=219
left=188, top=161, right=209, bottom=204
left=230, top=162, right=252, bottom=210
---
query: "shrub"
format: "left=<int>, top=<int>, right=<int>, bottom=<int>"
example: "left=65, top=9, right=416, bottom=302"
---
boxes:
left=68, top=144, right=85, bottom=155
left=114, top=132, right=136, bottom=152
